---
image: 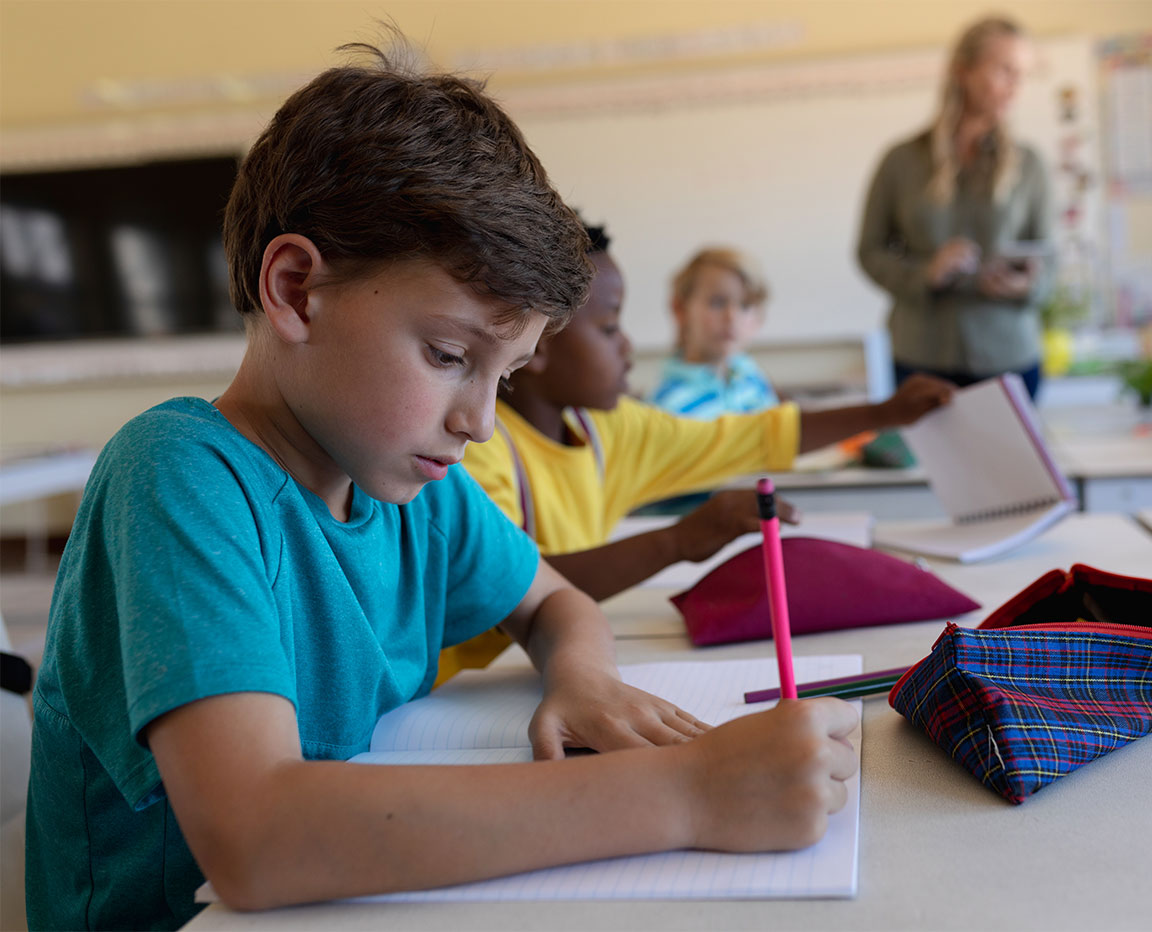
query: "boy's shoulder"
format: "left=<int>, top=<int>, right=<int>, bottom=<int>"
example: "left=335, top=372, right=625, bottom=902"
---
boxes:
left=99, top=397, right=284, bottom=493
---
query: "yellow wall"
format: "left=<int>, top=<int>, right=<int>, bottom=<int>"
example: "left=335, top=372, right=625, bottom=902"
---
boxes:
left=4, top=0, right=1151, bottom=129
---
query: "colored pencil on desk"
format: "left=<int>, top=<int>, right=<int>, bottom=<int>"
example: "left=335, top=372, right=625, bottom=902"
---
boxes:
left=743, top=665, right=910, bottom=704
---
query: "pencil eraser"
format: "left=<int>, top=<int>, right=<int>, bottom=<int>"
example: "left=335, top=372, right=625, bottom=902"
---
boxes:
left=756, top=477, right=777, bottom=520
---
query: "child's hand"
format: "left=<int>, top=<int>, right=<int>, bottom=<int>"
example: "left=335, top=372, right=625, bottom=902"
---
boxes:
left=529, top=669, right=711, bottom=760
left=679, top=698, right=859, bottom=851
left=671, top=490, right=800, bottom=564
left=879, top=374, right=954, bottom=428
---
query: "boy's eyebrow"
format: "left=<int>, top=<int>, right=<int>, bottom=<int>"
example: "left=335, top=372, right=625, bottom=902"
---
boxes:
left=433, top=316, right=537, bottom=365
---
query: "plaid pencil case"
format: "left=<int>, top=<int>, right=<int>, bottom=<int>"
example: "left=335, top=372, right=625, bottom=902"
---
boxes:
left=889, top=564, right=1152, bottom=804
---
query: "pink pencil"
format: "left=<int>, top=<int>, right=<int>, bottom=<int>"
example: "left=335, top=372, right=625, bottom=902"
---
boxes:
left=756, top=477, right=797, bottom=699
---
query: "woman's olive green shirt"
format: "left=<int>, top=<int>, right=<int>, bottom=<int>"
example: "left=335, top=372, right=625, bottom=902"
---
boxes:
left=857, top=132, right=1053, bottom=376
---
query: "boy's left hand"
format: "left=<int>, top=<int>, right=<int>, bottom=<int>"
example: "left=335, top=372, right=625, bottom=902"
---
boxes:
left=879, top=373, right=954, bottom=427
left=671, top=489, right=799, bottom=564
left=528, top=669, right=711, bottom=760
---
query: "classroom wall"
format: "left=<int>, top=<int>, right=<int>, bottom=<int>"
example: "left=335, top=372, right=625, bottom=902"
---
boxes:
left=2, top=1, right=1150, bottom=533
left=3, top=1, right=1150, bottom=127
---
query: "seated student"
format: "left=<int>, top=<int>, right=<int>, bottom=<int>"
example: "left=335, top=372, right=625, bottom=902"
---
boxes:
left=458, top=222, right=952, bottom=620
left=24, top=41, right=861, bottom=931
left=650, top=246, right=778, bottom=418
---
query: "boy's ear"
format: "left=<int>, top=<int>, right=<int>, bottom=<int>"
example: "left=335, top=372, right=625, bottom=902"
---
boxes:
left=259, top=234, right=324, bottom=344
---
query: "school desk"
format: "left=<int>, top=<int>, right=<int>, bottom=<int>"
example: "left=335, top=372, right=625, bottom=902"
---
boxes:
left=183, top=512, right=1151, bottom=932
left=715, top=395, right=1152, bottom=518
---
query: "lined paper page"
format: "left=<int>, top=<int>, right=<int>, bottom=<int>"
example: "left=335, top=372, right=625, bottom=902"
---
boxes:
left=365, top=656, right=861, bottom=752
left=344, top=656, right=863, bottom=902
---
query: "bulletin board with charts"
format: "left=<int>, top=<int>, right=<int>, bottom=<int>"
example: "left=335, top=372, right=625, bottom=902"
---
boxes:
left=1099, top=34, right=1152, bottom=329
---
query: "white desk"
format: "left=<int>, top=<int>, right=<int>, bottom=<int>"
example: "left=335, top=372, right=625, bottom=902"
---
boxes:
left=599, top=511, right=1152, bottom=641
left=719, top=399, right=1152, bottom=518
left=186, top=513, right=1151, bottom=932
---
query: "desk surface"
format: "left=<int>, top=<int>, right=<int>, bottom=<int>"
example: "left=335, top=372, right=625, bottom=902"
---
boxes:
left=186, top=513, right=1151, bottom=932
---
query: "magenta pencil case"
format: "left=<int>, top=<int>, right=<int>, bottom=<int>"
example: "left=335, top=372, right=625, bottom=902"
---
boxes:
left=669, top=536, right=980, bottom=647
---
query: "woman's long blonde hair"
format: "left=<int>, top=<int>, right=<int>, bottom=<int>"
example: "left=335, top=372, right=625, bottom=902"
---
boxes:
left=927, top=16, right=1025, bottom=203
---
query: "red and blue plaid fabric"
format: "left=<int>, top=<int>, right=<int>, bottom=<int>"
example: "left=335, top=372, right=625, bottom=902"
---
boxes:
left=890, top=621, right=1152, bottom=803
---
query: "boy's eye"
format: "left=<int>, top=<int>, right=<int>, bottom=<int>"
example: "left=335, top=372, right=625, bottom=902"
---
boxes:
left=600, top=324, right=619, bottom=337
left=498, top=376, right=514, bottom=394
left=429, top=346, right=464, bottom=368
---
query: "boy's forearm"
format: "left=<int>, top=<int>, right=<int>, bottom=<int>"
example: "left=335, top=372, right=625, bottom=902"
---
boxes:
left=209, top=746, right=693, bottom=910
left=797, top=403, right=893, bottom=453
left=544, top=530, right=682, bottom=601
left=516, top=584, right=620, bottom=681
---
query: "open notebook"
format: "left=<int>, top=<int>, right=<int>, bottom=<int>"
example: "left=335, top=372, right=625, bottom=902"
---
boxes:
left=196, top=656, right=862, bottom=905
left=874, top=374, right=1076, bottom=562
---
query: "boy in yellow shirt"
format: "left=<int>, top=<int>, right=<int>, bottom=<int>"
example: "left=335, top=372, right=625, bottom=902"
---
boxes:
left=457, top=223, right=951, bottom=666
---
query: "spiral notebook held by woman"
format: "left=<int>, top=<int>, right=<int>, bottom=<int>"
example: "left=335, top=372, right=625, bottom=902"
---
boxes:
left=873, top=374, right=1076, bottom=562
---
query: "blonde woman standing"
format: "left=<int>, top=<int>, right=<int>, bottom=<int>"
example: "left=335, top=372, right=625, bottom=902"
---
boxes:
left=857, top=16, right=1052, bottom=398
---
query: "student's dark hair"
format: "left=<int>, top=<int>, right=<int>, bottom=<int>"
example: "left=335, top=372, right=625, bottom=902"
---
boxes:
left=582, top=222, right=611, bottom=254
left=224, top=36, right=592, bottom=330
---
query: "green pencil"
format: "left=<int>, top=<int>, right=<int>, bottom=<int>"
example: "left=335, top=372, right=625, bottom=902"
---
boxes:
left=744, top=666, right=909, bottom=703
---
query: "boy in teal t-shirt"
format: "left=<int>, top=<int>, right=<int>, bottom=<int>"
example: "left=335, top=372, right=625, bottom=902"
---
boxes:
left=26, top=37, right=860, bottom=930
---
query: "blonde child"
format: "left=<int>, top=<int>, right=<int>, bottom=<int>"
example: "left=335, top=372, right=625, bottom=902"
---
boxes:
left=24, top=41, right=859, bottom=930
left=650, top=247, right=778, bottom=418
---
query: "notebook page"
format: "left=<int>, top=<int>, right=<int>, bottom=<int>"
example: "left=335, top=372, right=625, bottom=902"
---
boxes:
left=874, top=499, right=1074, bottom=563
left=342, top=655, right=863, bottom=902
left=364, top=656, right=862, bottom=753
left=900, top=376, right=1068, bottom=521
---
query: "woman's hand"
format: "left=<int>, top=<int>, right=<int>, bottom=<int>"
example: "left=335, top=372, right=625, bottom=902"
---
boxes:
left=927, top=238, right=981, bottom=289
left=978, top=257, right=1035, bottom=299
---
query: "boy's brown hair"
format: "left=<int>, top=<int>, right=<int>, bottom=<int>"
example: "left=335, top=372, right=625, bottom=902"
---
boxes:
left=223, top=39, right=591, bottom=330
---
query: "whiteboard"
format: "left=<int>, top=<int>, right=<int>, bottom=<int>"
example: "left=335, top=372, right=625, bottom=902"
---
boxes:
left=505, top=36, right=1102, bottom=350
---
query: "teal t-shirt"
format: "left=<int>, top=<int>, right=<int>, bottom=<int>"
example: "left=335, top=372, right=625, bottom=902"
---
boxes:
left=25, top=398, right=539, bottom=930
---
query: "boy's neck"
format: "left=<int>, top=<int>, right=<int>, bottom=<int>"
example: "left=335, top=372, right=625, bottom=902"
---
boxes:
left=504, top=392, right=577, bottom=445
left=680, top=349, right=730, bottom=376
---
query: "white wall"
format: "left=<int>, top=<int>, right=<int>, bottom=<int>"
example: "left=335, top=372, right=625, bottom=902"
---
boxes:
left=510, top=36, right=1103, bottom=351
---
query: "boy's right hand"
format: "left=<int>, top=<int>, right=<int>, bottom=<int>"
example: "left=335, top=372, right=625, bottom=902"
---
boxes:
left=878, top=373, right=954, bottom=428
left=678, top=698, right=859, bottom=852
left=671, top=489, right=800, bottom=564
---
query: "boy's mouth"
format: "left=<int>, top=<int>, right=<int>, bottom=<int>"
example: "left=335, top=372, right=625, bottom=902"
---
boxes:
left=413, top=454, right=459, bottom=481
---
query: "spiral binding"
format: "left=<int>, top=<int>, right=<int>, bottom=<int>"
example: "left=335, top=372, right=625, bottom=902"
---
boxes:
left=956, top=497, right=1062, bottom=524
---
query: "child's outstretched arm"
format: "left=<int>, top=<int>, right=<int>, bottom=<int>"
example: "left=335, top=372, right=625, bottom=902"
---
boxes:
left=147, top=681, right=857, bottom=911
left=544, top=490, right=799, bottom=602
left=797, top=372, right=953, bottom=453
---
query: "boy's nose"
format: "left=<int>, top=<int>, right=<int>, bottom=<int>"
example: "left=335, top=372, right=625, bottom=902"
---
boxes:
left=620, top=331, right=634, bottom=362
left=448, top=382, right=496, bottom=444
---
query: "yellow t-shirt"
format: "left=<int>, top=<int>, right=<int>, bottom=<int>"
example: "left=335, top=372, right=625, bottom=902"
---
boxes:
left=435, top=396, right=800, bottom=682
left=463, top=396, right=799, bottom=554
